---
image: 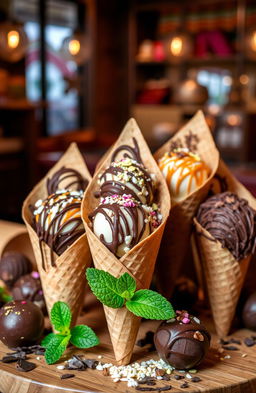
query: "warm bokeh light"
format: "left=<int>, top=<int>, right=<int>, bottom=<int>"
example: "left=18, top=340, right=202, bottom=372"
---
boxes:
left=170, top=36, right=183, bottom=56
left=7, top=30, right=20, bottom=49
left=223, top=75, right=232, bottom=86
left=251, top=31, right=256, bottom=51
left=226, top=113, right=242, bottom=127
left=240, top=74, right=249, bottom=85
left=68, top=39, right=80, bottom=56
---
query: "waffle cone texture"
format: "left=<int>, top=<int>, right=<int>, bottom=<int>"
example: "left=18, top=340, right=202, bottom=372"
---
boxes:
left=194, top=159, right=256, bottom=337
left=82, top=118, right=171, bottom=365
left=154, top=111, right=219, bottom=297
left=22, top=143, right=92, bottom=325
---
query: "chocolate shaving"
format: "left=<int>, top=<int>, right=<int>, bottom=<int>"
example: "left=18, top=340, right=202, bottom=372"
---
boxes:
left=174, top=375, right=184, bottom=380
left=1, top=355, right=21, bottom=363
left=83, top=358, right=98, bottom=369
left=60, top=373, right=75, bottom=380
left=136, top=386, right=172, bottom=392
left=244, top=337, right=255, bottom=347
left=230, top=338, right=241, bottom=345
left=222, top=345, right=239, bottom=351
left=65, top=355, right=87, bottom=370
left=138, top=377, right=156, bottom=385
left=180, top=382, right=189, bottom=388
left=191, top=376, right=201, bottom=382
left=16, top=359, right=36, bottom=372
left=162, top=375, right=171, bottom=381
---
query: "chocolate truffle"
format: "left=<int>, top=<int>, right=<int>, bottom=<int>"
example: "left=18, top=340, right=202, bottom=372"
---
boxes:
left=47, top=166, right=88, bottom=195
left=154, top=311, right=210, bottom=370
left=158, top=149, right=209, bottom=203
left=33, top=189, right=85, bottom=257
left=0, top=300, right=44, bottom=348
left=12, top=272, right=45, bottom=311
left=0, top=252, right=32, bottom=288
left=196, top=192, right=256, bottom=260
left=242, top=292, right=256, bottom=330
left=99, top=157, right=155, bottom=205
left=90, top=194, right=161, bottom=257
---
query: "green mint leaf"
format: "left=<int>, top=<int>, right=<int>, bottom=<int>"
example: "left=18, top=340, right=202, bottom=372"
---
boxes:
left=86, top=268, right=124, bottom=308
left=45, top=334, right=70, bottom=365
left=0, top=287, right=12, bottom=303
left=41, top=333, right=56, bottom=348
left=116, top=272, right=136, bottom=300
left=50, top=301, right=72, bottom=332
left=70, top=325, right=99, bottom=349
left=126, top=289, right=175, bottom=320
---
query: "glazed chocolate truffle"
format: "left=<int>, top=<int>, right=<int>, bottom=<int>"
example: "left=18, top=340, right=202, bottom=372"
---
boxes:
left=158, top=149, right=209, bottom=203
left=0, top=300, right=44, bottom=348
left=0, top=252, right=32, bottom=288
left=33, top=189, right=85, bottom=256
left=90, top=194, right=161, bottom=257
left=154, top=311, right=210, bottom=370
left=12, top=272, right=45, bottom=311
left=47, top=166, right=88, bottom=195
left=196, top=192, right=256, bottom=260
left=242, top=292, right=256, bottom=330
left=99, top=157, right=155, bottom=205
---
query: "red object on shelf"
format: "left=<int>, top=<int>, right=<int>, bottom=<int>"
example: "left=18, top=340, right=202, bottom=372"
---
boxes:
left=195, top=30, right=233, bottom=57
left=153, top=41, right=165, bottom=62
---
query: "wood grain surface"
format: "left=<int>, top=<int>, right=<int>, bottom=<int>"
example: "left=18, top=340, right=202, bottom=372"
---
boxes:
left=0, top=293, right=256, bottom=393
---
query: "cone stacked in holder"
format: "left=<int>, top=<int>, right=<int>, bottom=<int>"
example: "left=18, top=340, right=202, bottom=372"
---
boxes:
left=22, top=143, right=92, bottom=325
left=154, top=111, right=219, bottom=298
left=82, top=118, right=170, bottom=365
left=194, top=160, right=256, bottom=337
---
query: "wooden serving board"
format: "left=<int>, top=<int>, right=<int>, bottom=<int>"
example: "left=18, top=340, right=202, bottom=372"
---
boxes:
left=0, top=294, right=256, bottom=393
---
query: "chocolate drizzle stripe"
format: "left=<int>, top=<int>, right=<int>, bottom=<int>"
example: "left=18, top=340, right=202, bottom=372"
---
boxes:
left=47, top=166, right=88, bottom=195
left=111, top=137, right=142, bottom=163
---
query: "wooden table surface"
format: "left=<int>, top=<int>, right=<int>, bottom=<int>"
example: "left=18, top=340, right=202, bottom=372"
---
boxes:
left=0, top=294, right=256, bottom=393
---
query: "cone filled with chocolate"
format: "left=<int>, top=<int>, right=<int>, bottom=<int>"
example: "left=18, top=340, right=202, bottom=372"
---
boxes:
left=82, top=118, right=170, bottom=365
left=194, top=160, right=256, bottom=337
left=154, top=110, right=219, bottom=298
left=22, top=143, right=92, bottom=325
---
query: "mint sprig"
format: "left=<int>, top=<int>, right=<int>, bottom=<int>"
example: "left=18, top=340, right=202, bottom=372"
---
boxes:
left=86, top=268, right=175, bottom=320
left=0, top=287, right=12, bottom=303
left=41, top=301, right=99, bottom=364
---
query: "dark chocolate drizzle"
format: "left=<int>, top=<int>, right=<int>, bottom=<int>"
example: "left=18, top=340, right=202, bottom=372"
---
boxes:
left=89, top=200, right=149, bottom=256
left=47, top=166, right=88, bottom=195
left=196, top=192, right=256, bottom=260
left=111, top=137, right=142, bottom=163
left=34, top=192, right=84, bottom=270
left=99, top=162, right=154, bottom=204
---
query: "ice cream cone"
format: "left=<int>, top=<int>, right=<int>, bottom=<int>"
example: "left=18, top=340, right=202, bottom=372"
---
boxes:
left=82, top=118, right=170, bottom=365
left=193, top=159, right=256, bottom=337
left=22, top=143, right=92, bottom=325
left=154, top=111, right=219, bottom=298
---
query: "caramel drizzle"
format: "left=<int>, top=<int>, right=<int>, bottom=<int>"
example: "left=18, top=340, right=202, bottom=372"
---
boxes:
left=34, top=192, right=84, bottom=270
left=47, top=166, right=88, bottom=195
left=89, top=202, right=148, bottom=256
left=159, top=153, right=209, bottom=196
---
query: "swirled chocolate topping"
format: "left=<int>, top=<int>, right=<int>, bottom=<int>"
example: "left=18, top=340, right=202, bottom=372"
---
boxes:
left=196, top=192, right=256, bottom=260
left=99, top=158, right=155, bottom=205
left=111, top=137, right=142, bottom=163
left=89, top=194, right=161, bottom=257
left=47, top=166, right=88, bottom=195
left=154, top=311, right=210, bottom=370
left=33, top=190, right=84, bottom=269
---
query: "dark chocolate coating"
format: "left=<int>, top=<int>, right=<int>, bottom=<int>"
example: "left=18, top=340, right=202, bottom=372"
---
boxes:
left=196, top=192, right=256, bottom=260
left=0, top=252, right=32, bottom=288
left=12, top=273, right=45, bottom=312
left=242, top=292, right=256, bottom=330
left=154, top=314, right=210, bottom=370
left=0, top=300, right=44, bottom=348
left=47, top=166, right=88, bottom=195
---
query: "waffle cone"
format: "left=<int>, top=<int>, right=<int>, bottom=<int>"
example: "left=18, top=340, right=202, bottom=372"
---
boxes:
left=22, top=143, right=92, bottom=324
left=193, top=159, right=256, bottom=337
left=154, top=111, right=219, bottom=297
left=82, top=118, right=170, bottom=365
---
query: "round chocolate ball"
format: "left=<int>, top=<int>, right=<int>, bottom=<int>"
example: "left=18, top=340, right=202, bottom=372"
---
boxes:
left=12, top=272, right=45, bottom=312
left=0, top=300, right=44, bottom=348
left=154, top=311, right=210, bottom=370
left=242, top=292, right=256, bottom=330
left=0, top=252, right=32, bottom=288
